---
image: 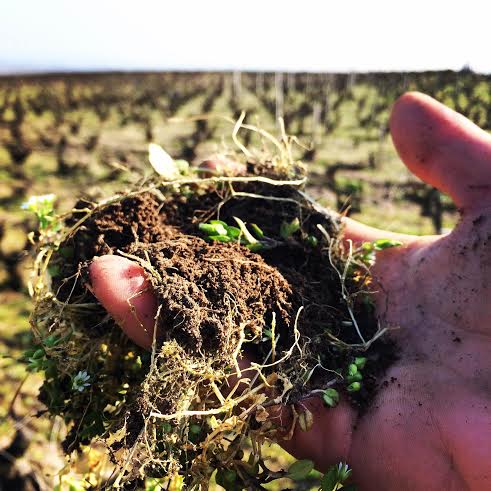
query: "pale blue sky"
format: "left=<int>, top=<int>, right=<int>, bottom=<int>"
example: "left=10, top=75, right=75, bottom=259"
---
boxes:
left=1, top=0, right=489, bottom=73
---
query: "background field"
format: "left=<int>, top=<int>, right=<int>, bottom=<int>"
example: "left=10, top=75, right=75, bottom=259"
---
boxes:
left=0, top=69, right=487, bottom=489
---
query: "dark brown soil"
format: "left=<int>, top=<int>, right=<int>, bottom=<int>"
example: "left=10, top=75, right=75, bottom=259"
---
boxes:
left=53, top=183, right=397, bottom=412
left=131, top=238, right=292, bottom=356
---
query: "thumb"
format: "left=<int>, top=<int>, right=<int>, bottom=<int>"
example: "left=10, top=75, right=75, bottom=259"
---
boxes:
left=89, top=255, right=157, bottom=349
left=341, top=216, right=418, bottom=246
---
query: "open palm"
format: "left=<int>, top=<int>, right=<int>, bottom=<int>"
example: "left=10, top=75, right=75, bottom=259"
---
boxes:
left=90, top=93, right=491, bottom=490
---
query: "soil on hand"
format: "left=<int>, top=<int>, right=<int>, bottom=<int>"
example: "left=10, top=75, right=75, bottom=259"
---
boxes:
left=55, top=185, right=396, bottom=411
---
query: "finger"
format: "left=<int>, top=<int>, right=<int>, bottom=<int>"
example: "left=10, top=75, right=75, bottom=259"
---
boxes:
left=390, top=91, right=491, bottom=210
left=341, top=216, right=417, bottom=247
left=89, top=255, right=157, bottom=349
left=268, top=397, right=356, bottom=471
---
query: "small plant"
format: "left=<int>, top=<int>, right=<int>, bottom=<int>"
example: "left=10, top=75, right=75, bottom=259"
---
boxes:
left=199, top=216, right=311, bottom=252
left=322, top=388, right=340, bottom=408
left=280, top=217, right=301, bottom=239
left=21, top=194, right=58, bottom=231
left=306, top=234, right=319, bottom=247
left=23, top=346, right=46, bottom=372
left=320, top=462, right=356, bottom=490
left=345, top=356, right=367, bottom=392
left=199, top=218, right=270, bottom=251
left=358, top=238, right=403, bottom=265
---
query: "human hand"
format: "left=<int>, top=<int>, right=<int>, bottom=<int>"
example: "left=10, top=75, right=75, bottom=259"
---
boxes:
left=89, top=93, right=491, bottom=491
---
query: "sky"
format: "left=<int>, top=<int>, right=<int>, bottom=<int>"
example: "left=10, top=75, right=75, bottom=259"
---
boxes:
left=1, top=0, right=490, bottom=74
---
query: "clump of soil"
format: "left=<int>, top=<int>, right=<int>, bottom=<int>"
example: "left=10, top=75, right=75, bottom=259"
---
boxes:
left=29, top=172, right=397, bottom=488
left=131, top=237, right=293, bottom=356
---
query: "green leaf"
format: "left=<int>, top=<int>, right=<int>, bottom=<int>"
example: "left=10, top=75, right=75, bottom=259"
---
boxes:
left=32, top=348, right=45, bottom=359
left=347, top=364, right=358, bottom=376
left=322, top=388, right=340, bottom=408
left=23, top=348, right=36, bottom=359
left=250, top=223, right=265, bottom=239
left=287, top=459, right=314, bottom=480
left=280, top=217, right=301, bottom=239
left=346, top=372, right=363, bottom=384
left=354, top=357, right=367, bottom=369
left=225, top=225, right=241, bottom=239
left=199, top=222, right=228, bottom=236
left=199, top=223, right=218, bottom=235
left=337, top=463, right=352, bottom=482
left=320, top=465, right=339, bottom=491
left=307, top=235, right=318, bottom=247
left=321, top=463, right=354, bottom=490
left=346, top=381, right=361, bottom=392
left=372, top=238, right=403, bottom=250
left=43, top=334, right=60, bottom=348
left=359, top=239, right=401, bottom=264
left=210, top=219, right=228, bottom=227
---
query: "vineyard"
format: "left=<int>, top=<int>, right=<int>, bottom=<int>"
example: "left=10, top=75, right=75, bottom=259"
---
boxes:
left=0, top=69, right=488, bottom=489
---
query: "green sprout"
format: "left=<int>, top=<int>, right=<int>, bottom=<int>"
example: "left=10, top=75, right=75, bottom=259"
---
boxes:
left=345, top=356, right=368, bottom=387
left=198, top=217, right=267, bottom=251
left=322, top=388, right=340, bottom=408
left=199, top=221, right=228, bottom=236
left=347, top=364, right=358, bottom=377
left=347, top=372, right=363, bottom=384
left=346, top=381, right=361, bottom=393
left=199, top=216, right=308, bottom=254
left=22, top=343, right=57, bottom=378
left=321, top=462, right=355, bottom=490
left=72, top=370, right=91, bottom=392
left=250, top=223, right=265, bottom=239
left=21, top=194, right=58, bottom=231
left=24, top=346, right=46, bottom=372
left=280, top=217, right=301, bottom=239
left=306, top=234, right=319, bottom=247
left=43, top=334, right=61, bottom=348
